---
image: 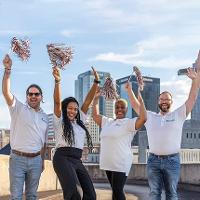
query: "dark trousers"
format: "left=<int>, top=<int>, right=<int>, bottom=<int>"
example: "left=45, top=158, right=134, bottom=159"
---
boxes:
left=53, top=147, right=96, bottom=200
left=105, top=170, right=127, bottom=200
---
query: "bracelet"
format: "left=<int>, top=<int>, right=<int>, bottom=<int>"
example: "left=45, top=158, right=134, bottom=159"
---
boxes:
left=55, top=80, right=61, bottom=84
left=4, top=68, right=11, bottom=75
left=94, top=79, right=100, bottom=84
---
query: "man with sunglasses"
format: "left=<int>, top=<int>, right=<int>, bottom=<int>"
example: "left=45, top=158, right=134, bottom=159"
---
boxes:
left=2, top=54, right=49, bottom=200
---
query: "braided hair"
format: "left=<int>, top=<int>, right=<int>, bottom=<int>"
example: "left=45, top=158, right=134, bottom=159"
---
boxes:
left=61, top=97, right=93, bottom=150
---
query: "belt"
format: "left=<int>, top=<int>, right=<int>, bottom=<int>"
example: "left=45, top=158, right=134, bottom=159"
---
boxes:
left=12, top=149, right=41, bottom=157
left=149, top=153, right=179, bottom=159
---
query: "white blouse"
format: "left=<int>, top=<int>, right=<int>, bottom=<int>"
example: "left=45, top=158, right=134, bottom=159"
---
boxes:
left=53, top=111, right=87, bottom=150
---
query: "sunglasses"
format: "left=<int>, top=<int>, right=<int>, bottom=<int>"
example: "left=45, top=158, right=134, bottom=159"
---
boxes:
left=27, top=92, right=41, bottom=97
left=115, top=106, right=126, bottom=109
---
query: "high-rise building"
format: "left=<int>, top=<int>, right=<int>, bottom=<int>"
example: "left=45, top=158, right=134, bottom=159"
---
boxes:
left=116, top=75, right=160, bottom=119
left=47, top=113, right=55, bottom=146
left=181, top=57, right=200, bottom=148
left=191, top=60, right=200, bottom=121
left=75, top=70, right=114, bottom=145
left=116, top=75, right=160, bottom=163
left=181, top=120, right=200, bottom=148
left=0, top=129, right=10, bottom=149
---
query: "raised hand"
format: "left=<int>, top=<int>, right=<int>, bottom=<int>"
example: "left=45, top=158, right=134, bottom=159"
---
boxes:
left=3, top=54, right=12, bottom=70
left=52, top=66, right=61, bottom=82
left=94, top=86, right=101, bottom=99
left=137, top=90, right=144, bottom=103
left=124, top=81, right=132, bottom=92
left=196, top=50, right=200, bottom=72
left=186, top=67, right=197, bottom=80
left=91, top=66, right=99, bottom=81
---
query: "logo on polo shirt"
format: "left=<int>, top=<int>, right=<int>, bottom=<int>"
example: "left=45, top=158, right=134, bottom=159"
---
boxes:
left=42, top=118, right=48, bottom=123
left=166, top=119, right=175, bottom=122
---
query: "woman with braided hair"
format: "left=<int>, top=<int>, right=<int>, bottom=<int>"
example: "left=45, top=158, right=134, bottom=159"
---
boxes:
left=52, top=66, right=99, bottom=200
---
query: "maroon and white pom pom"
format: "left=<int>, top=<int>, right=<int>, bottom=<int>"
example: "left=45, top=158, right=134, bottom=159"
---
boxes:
left=47, top=43, right=73, bottom=69
left=11, top=37, right=30, bottom=61
left=100, top=77, right=119, bottom=100
left=133, top=66, right=144, bottom=91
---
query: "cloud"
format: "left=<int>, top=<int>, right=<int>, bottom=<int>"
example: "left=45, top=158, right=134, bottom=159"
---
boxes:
left=92, top=35, right=199, bottom=68
left=93, top=52, right=193, bottom=68
left=0, top=30, right=29, bottom=36
left=60, top=29, right=82, bottom=37
left=39, top=0, right=71, bottom=3
left=160, top=78, right=191, bottom=110
left=83, top=0, right=200, bottom=33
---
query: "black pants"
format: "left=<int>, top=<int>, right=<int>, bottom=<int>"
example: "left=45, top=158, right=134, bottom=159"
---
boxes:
left=53, top=147, right=96, bottom=200
left=106, top=170, right=127, bottom=200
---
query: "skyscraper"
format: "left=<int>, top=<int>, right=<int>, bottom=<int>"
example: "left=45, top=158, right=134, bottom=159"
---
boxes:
left=191, top=60, right=200, bottom=121
left=116, top=75, right=160, bottom=118
left=47, top=113, right=55, bottom=146
left=181, top=56, right=200, bottom=149
left=75, top=70, right=114, bottom=145
left=116, top=75, right=160, bottom=163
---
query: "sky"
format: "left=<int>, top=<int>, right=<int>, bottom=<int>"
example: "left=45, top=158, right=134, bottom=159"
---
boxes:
left=1, top=0, right=200, bottom=128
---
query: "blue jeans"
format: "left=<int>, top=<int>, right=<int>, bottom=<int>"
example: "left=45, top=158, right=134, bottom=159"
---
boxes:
left=147, top=153, right=180, bottom=200
left=9, top=153, right=42, bottom=200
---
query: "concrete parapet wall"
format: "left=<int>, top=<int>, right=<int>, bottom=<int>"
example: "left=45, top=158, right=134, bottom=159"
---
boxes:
left=0, top=155, right=200, bottom=196
left=0, top=155, right=10, bottom=196
left=180, top=164, right=200, bottom=184
left=0, top=155, right=61, bottom=196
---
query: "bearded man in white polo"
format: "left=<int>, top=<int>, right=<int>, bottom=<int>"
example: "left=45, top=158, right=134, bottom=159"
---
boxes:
left=125, top=60, right=200, bottom=200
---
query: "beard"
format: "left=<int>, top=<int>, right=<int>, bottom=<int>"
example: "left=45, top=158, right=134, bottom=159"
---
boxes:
left=159, top=103, right=170, bottom=113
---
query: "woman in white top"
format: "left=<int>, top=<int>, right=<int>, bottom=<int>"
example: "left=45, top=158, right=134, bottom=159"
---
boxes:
left=92, top=87, right=147, bottom=200
left=52, top=66, right=99, bottom=200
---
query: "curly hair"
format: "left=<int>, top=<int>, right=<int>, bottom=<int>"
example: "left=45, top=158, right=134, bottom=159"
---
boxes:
left=61, top=97, right=93, bottom=150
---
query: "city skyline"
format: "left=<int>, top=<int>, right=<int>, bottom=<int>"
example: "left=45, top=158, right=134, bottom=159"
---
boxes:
left=1, top=0, right=200, bottom=128
left=75, top=69, right=114, bottom=145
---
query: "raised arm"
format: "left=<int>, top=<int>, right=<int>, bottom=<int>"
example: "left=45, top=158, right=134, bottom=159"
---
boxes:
left=125, top=81, right=140, bottom=115
left=52, top=67, right=61, bottom=118
left=185, top=67, right=200, bottom=116
left=81, top=67, right=100, bottom=114
left=2, top=54, right=14, bottom=106
left=92, top=88, right=102, bottom=126
left=135, top=91, right=147, bottom=129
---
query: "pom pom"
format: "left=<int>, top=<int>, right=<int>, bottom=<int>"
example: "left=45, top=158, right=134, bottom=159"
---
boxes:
left=47, top=43, right=73, bottom=69
left=100, top=77, right=119, bottom=100
left=133, top=66, right=144, bottom=91
left=11, top=37, right=30, bottom=61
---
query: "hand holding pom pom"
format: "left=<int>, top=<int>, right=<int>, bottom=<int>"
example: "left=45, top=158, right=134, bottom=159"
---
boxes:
left=100, top=77, right=119, bottom=100
left=133, top=66, right=144, bottom=91
left=11, top=37, right=30, bottom=61
left=47, top=43, right=73, bottom=69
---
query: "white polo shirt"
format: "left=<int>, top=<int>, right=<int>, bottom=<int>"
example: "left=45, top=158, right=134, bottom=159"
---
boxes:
left=100, top=116, right=137, bottom=176
left=53, top=111, right=87, bottom=150
left=9, top=97, right=49, bottom=153
left=145, top=104, right=186, bottom=155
